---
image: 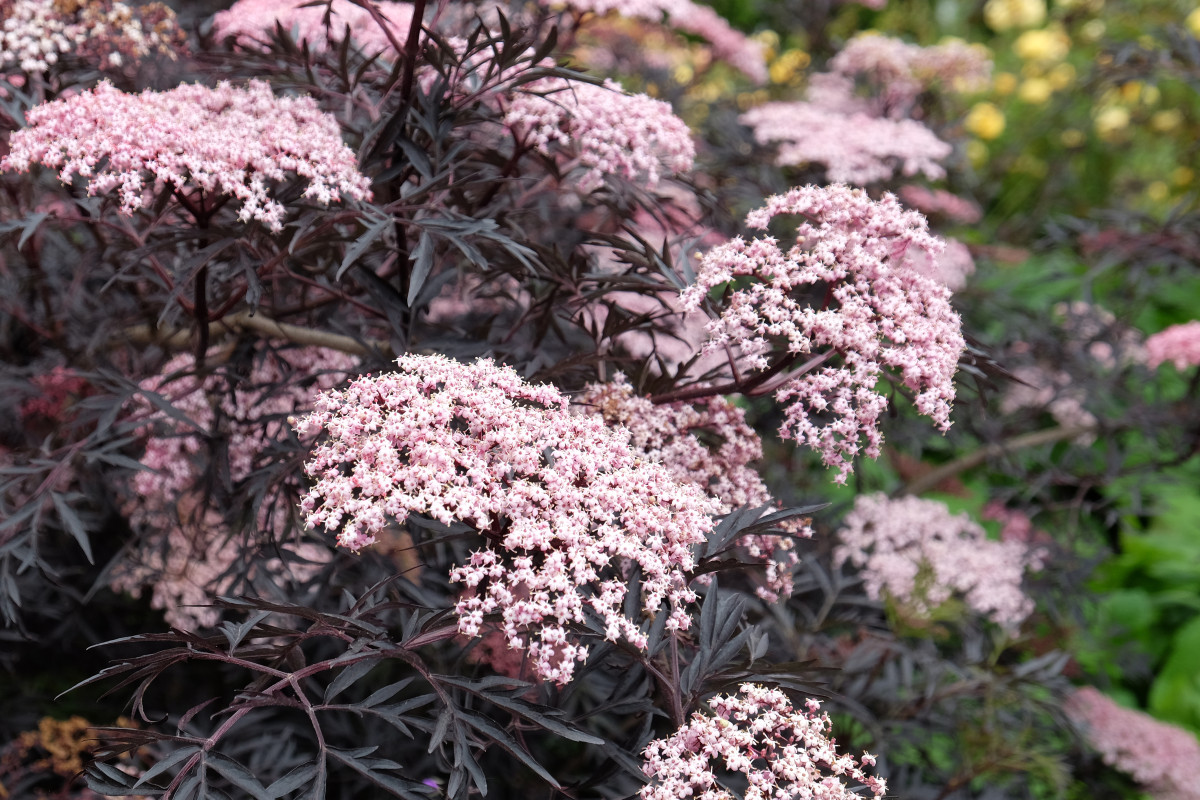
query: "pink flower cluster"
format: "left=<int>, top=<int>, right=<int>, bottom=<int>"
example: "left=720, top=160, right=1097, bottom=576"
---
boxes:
left=906, top=236, right=975, bottom=292
left=740, top=100, right=951, bottom=184
left=834, top=493, right=1039, bottom=630
left=111, top=345, right=356, bottom=630
left=211, top=0, right=413, bottom=55
left=578, top=376, right=808, bottom=600
left=2, top=80, right=371, bottom=232
left=830, top=34, right=992, bottom=116
left=294, top=354, right=719, bottom=684
left=681, top=185, right=965, bottom=482
left=640, top=684, right=886, bottom=800
left=741, top=34, right=988, bottom=184
left=1065, top=687, right=1200, bottom=800
left=0, top=0, right=183, bottom=72
left=1145, top=320, right=1200, bottom=370
left=898, top=185, right=982, bottom=224
left=542, top=0, right=767, bottom=82
left=20, top=365, right=89, bottom=426
left=505, top=78, right=695, bottom=192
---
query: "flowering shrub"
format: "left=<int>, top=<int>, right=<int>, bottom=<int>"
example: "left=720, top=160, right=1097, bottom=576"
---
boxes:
left=1, top=0, right=1198, bottom=797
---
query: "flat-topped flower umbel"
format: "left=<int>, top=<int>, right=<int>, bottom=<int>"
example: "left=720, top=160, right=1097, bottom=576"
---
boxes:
left=2, top=80, right=371, bottom=232
left=293, top=354, right=719, bottom=684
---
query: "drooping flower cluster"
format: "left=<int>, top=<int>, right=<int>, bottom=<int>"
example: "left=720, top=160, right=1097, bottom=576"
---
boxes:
left=0, top=0, right=184, bottom=72
left=541, top=0, right=767, bottom=82
left=740, top=100, right=951, bottom=184
left=2, top=80, right=372, bottom=232
left=640, top=684, right=887, bottom=800
left=834, top=493, right=1039, bottom=630
left=1064, top=687, right=1200, bottom=800
left=211, top=0, right=413, bottom=55
left=505, top=78, right=695, bottom=192
left=681, top=185, right=965, bottom=482
left=1145, top=320, right=1200, bottom=370
left=111, top=345, right=356, bottom=630
left=294, top=354, right=719, bottom=684
left=578, top=376, right=808, bottom=600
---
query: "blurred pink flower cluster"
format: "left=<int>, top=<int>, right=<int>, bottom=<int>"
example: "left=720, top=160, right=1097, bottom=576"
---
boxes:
left=834, top=493, right=1040, bottom=630
left=906, top=236, right=975, bottom=292
left=543, top=0, right=767, bottom=82
left=682, top=185, right=964, bottom=482
left=830, top=33, right=992, bottom=116
left=294, top=354, right=719, bottom=684
left=2, top=80, right=371, bottom=232
left=740, top=100, right=951, bottom=184
left=1145, top=320, right=1200, bottom=370
left=578, top=375, right=808, bottom=600
left=1065, top=687, right=1200, bottom=800
left=742, top=34, right=989, bottom=184
left=0, top=0, right=183, bottom=72
left=211, top=0, right=413, bottom=54
left=111, top=345, right=356, bottom=629
left=898, top=185, right=982, bottom=224
left=640, top=684, right=886, bottom=800
left=505, top=77, right=695, bottom=192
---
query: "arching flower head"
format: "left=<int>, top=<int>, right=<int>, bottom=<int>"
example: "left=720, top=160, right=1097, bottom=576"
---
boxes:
left=681, top=185, right=965, bottom=482
left=211, top=0, right=413, bottom=55
left=294, top=354, right=719, bottom=684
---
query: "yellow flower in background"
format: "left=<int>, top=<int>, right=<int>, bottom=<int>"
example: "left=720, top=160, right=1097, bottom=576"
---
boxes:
left=984, top=0, right=1047, bottom=31
left=770, top=49, right=810, bottom=85
left=1146, top=181, right=1169, bottom=202
left=1061, top=128, right=1085, bottom=147
left=1081, top=19, right=1106, bottom=41
left=1047, top=62, right=1076, bottom=89
left=967, top=140, right=990, bottom=167
left=1094, top=105, right=1130, bottom=140
left=1018, top=77, right=1054, bottom=104
left=966, top=102, right=1006, bottom=139
left=994, top=71, right=1019, bottom=94
left=1172, top=166, right=1194, bottom=186
left=1014, top=28, right=1070, bottom=63
left=1188, top=7, right=1200, bottom=38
